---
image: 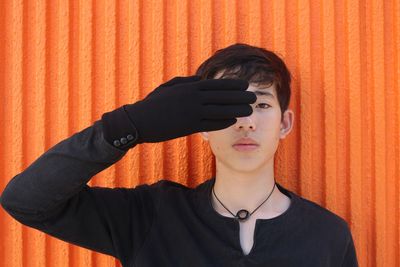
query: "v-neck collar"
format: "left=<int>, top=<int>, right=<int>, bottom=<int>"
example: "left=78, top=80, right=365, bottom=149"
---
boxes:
left=194, top=176, right=300, bottom=224
left=191, top=176, right=302, bottom=258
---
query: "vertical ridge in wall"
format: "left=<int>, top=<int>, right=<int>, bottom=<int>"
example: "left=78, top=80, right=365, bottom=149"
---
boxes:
left=68, top=0, right=94, bottom=265
left=91, top=0, right=118, bottom=193
left=296, top=0, right=312, bottom=199
left=323, top=0, right=338, bottom=214
left=114, top=0, right=123, bottom=190
left=4, top=0, right=24, bottom=265
left=382, top=1, right=398, bottom=266
left=185, top=0, right=202, bottom=187
left=0, top=0, right=6, bottom=262
left=236, top=0, right=249, bottom=42
left=150, top=0, right=165, bottom=183
left=272, top=0, right=286, bottom=54
left=359, top=0, right=376, bottom=263
left=188, top=0, right=210, bottom=184
left=199, top=0, right=215, bottom=179
left=309, top=0, right=325, bottom=205
left=124, top=0, right=142, bottom=187
left=200, top=0, right=213, bottom=56
left=68, top=0, right=79, bottom=141
left=179, top=0, right=193, bottom=183
left=346, top=0, right=364, bottom=265
left=184, top=0, right=202, bottom=187
left=0, top=1, right=19, bottom=267
left=284, top=0, right=301, bottom=192
left=137, top=0, right=146, bottom=185
left=0, top=0, right=5, bottom=261
left=76, top=0, right=93, bottom=135
left=212, top=0, right=224, bottom=48
left=22, top=0, right=47, bottom=266
left=273, top=0, right=291, bottom=189
left=12, top=0, right=24, bottom=263
left=44, top=0, right=71, bottom=266
left=394, top=0, right=400, bottom=265
left=248, top=0, right=261, bottom=45
left=115, top=0, right=130, bottom=189
left=164, top=1, right=192, bottom=184
left=370, top=0, right=387, bottom=264
left=137, top=0, right=153, bottom=184
left=272, top=0, right=287, bottom=188
left=92, top=0, right=119, bottom=265
left=334, top=0, right=350, bottom=220
left=224, top=0, right=238, bottom=45
left=175, top=0, right=192, bottom=186
left=163, top=0, right=178, bottom=184
left=133, top=0, right=166, bottom=184
left=60, top=0, right=72, bottom=265
left=361, top=0, right=378, bottom=265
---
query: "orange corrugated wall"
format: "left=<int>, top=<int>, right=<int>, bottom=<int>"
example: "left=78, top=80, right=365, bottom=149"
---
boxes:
left=0, top=0, right=398, bottom=266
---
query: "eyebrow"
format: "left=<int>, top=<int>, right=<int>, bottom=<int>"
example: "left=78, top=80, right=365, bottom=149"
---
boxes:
left=253, top=90, right=275, bottom=99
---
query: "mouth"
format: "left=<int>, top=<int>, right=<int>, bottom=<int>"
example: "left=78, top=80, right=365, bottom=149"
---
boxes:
left=232, top=144, right=259, bottom=152
left=232, top=136, right=259, bottom=151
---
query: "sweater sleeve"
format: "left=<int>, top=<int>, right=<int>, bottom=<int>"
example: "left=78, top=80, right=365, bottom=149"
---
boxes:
left=341, top=227, right=359, bottom=267
left=0, top=119, right=159, bottom=265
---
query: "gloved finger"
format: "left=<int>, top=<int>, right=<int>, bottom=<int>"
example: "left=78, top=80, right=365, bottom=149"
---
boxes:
left=199, top=118, right=237, bottom=132
left=202, top=104, right=253, bottom=120
left=160, top=75, right=202, bottom=87
left=197, top=78, right=249, bottom=91
left=202, top=90, right=257, bottom=104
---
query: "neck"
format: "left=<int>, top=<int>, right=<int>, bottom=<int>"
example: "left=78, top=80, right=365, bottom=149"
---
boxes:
left=211, top=158, right=288, bottom=218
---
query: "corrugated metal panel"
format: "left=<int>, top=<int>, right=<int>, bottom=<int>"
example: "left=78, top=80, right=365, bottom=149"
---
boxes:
left=0, top=0, right=398, bottom=266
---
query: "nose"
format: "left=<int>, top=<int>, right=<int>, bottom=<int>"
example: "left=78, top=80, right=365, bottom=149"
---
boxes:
left=234, top=111, right=256, bottom=131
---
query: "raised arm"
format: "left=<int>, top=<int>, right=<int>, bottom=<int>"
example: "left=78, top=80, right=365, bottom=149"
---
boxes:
left=0, top=75, right=255, bottom=264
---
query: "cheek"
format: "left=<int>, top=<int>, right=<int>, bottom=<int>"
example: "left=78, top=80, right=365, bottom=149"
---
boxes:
left=265, top=108, right=281, bottom=121
left=208, top=135, right=229, bottom=153
left=258, top=119, right=282, bottom=143
left=259, top=113, right=281, bottom=131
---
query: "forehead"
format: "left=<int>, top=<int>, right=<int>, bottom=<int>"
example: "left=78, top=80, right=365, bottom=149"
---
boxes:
left=248, top=83, right=277, bottom=100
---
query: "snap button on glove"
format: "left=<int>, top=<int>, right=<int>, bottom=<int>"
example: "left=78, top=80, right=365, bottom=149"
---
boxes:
left=123, top=75, right=257, bottom=144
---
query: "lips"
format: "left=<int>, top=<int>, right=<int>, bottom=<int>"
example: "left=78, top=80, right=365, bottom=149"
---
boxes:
left=232, top=144, right=259, bottom=152
left=233, top=137, right=259, bottom=146
left=232, top=137, right=259, bottom=152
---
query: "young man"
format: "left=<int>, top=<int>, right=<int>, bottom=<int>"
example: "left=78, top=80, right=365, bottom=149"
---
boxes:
left=0, top=43, right=358, bottom=266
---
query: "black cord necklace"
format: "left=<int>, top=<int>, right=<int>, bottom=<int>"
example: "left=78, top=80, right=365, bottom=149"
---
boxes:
left=212, top=181, right=276, bottom=222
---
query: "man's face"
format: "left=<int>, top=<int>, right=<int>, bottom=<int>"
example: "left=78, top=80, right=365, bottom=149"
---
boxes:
left=200, top=74, right=294, bottom=173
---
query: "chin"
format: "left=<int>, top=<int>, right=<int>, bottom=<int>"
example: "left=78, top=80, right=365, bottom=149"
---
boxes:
left=223, top=158, right=266, bottom=172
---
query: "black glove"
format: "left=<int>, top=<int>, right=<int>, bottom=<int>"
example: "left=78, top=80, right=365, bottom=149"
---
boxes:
left=101, top=75, right=256, bottom=149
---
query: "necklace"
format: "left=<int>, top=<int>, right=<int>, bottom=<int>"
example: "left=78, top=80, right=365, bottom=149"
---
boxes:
left=212, top=181, right=276, bottom=222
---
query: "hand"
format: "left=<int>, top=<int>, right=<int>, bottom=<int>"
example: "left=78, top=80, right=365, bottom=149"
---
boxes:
left=123, top=75, right=257, bottom=144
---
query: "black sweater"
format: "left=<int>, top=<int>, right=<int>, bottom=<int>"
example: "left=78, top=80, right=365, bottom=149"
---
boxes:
left=0, top=116, right=358, bottom=266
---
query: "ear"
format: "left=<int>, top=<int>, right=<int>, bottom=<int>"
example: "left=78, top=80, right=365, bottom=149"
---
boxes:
left=200, top=132, right=209, bottom=141
left=279, top=109, right=294, bottom=139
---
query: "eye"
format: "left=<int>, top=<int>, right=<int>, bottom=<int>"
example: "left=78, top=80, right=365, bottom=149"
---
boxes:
left=256, top=103, right=271, bottom=109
